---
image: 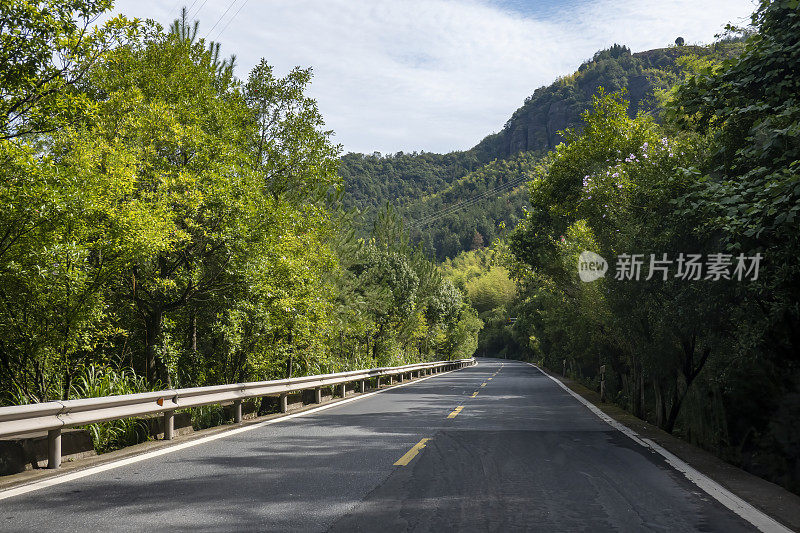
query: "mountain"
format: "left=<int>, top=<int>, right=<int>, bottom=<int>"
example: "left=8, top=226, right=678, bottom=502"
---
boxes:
left=338, top=41, right=743, bottom=260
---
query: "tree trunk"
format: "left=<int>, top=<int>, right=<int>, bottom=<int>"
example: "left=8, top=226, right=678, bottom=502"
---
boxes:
left=631, top=356, right=644, bottom=418
left=189, top=308, right=197, bottom=353
left=62, top=370, right=72, bottom=401
left=664, top=385, right=683, bottom=433
left=639, top=371, right=645, bottom=419
left=145, top=308, right=163, bottom=384
left=654, top=380, right=665, bottom=428
left=285, top=330, right=293, bottom=379
left=35, top=362, right=46, bottom=402
left=662, top=340, right=711, bottom=434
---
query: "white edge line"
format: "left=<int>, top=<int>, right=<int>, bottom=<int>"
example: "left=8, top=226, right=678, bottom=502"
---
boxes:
left=0, top=364, right=473, bottom=502
left=524, top=361, right=792, bottom=533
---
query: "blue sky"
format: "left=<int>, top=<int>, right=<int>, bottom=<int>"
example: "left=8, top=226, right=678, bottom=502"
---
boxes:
left=103, top=0, right=757, bottom=154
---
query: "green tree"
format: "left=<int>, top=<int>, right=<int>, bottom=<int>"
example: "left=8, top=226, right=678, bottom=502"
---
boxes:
left=0, top=0, right=135, bottom=139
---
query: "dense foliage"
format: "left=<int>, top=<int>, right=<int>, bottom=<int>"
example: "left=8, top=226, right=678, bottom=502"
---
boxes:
left=505, top=0, right=800, bottom=493
left=0, top=3, right=480, bottom=433
left=441, top=248, right=524, bottom=358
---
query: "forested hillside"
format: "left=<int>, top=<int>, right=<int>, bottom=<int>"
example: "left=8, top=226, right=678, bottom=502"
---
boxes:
left=339, top=40, right=744, bottom=260
left=406, top=152, right=540, bottom=261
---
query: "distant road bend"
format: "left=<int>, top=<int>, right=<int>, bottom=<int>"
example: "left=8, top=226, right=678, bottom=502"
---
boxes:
left=0, top=359, right=774, bottom=532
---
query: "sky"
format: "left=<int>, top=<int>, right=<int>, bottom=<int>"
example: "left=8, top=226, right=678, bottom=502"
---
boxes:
left=102, top=0, right=757, bottom=155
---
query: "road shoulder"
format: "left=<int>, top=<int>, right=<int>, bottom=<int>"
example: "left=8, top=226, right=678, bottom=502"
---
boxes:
left=536, top=364, right=800, bottom=532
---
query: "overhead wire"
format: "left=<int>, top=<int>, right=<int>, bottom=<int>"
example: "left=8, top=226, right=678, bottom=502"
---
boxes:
left=408, top=175, right=530, bottom=229
left=211, top=0, right=249, bottom=41
left=178, top=0, right=199, bottom=17
left=409, top=177, right=527, bottom=229
left=189, top=0, right=211, bottom=21
left=204, top=0, right=240, bottom=40
left=178, top=0, right=524, bottom=233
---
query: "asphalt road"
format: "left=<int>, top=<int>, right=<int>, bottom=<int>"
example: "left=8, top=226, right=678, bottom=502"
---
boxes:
left=1, top=359, right=756, bottom=532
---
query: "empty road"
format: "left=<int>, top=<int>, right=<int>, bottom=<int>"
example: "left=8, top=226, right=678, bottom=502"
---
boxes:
left=0, top=359, right=756, bottom=532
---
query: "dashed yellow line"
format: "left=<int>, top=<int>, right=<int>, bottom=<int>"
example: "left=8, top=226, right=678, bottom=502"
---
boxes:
left=447, top=406, right=464, bottom=419
left=480, top=382, right=487, bottom=387
left=488, top=377, right=492, bottom=381
left=471, top=391, right=479, bottom=398
left=394, top=438, right=431, bottom=466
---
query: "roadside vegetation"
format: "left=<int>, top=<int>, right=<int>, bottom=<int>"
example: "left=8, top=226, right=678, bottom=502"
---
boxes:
left=0, top=2, right=481, bottom=455
left=498, top=0, right=800, bottom=493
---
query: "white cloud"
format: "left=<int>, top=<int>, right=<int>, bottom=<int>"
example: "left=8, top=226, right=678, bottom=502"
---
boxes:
left=104, top=0, right=757, bottom=154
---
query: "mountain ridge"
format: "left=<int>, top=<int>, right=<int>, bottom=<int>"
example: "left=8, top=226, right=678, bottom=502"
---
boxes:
left=338, top=40, right=744, bottom=260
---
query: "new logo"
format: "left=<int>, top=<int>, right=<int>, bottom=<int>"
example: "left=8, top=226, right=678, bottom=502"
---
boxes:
left=578, top=251, right=607, bottom=282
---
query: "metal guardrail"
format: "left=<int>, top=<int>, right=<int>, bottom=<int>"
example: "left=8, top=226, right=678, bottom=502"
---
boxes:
left=0, top=358, right=476, bottom=469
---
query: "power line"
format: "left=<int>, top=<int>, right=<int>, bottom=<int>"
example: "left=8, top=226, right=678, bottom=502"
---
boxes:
left=420, top=174, right=529, bottom=221
left=408, top=180, right=527, bottom=230
left=176, top=0, right=199, bottom=17
left=204, top=0, right=240, bottom=40
left=408, top=175, right=530, bottom=229
left=414, top=179, right=526, bottom=227
left=410, top=178, right=525, bottom=229
left=189, top=0, right=211, bottom=20
left=411, top=184, right=517, bottom=228
left=211, top=0, right=249, bottom=41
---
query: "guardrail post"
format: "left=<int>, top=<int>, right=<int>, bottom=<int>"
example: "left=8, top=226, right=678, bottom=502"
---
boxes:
left=359, top=380, right=366, bottom=393
left=314, top=387, right=322, bottom=403
left=280, top=394, right=288, bottom=413
left=339, top=383, right=347, bottom=398
left=47, top=428, right=61, bottom=469
left=233, top=400, right=242, bottom=423
left=164, top=410, right=174, bottom=440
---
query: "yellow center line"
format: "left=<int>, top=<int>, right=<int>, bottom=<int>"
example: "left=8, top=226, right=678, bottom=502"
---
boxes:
left=471, top=391, right=479, bottom=398
left=488, top=377, right=492, bottom=380
left=480, top=382, right=487, bottom=387
left=394, top=438, right=431, bottom=466
left=447, top=405, right=464, bottom=419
